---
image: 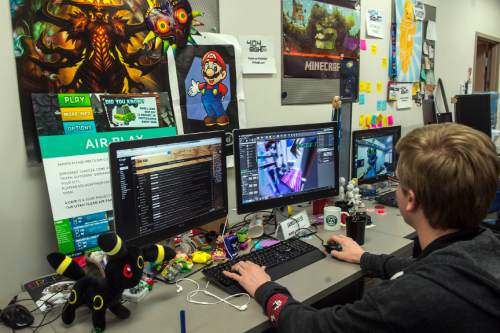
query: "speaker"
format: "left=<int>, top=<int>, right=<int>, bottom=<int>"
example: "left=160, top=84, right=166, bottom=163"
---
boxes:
left=455, top=94, right=491, bottom=137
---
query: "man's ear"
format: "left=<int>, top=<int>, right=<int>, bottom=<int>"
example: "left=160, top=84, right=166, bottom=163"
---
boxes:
left=405, top=189, right=419, bottom=212
left=221, top=69, right=227, bottom=80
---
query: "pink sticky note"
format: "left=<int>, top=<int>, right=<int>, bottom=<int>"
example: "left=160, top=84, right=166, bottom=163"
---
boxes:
left=360, top=39, right=367, bottom=51
left=388, top=115, right=394, bottom=126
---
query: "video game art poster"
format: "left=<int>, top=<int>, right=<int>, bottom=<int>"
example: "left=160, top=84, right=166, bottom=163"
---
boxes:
left=282, top=0, right=361, bottom=79
left=174, top=44, right=240, bottom=154
left=32, top=92, right=176, bottom=257
left=10, top=0, right=183, bottom=162
left=394, top=0, right=423, bottom=82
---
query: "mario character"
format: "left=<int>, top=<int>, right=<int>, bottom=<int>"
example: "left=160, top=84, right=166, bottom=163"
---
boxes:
left=188, top=51, right=229, bottom=127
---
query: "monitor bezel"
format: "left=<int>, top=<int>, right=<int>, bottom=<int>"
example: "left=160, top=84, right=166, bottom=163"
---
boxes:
left=351, top=126, right=402, bottom=185
left=108, top=131, right=228, bottom=247
left=233, top=122, right=339, bottom=214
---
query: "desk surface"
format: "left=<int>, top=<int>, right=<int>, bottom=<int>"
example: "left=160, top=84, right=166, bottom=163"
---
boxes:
left=366, top=203, right=416, bottom=239
left=2, top=209, right=413, bottom=333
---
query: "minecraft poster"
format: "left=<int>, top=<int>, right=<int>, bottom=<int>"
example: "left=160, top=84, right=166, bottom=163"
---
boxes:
left=31, top=92, right=176, bottom=256
left=282, top=0, right=361, bottom=79
left=9, top=0, right=204, bottom=161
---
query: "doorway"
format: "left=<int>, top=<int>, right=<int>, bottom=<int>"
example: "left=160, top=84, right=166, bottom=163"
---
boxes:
left=474, top=33, right=500, bottom=92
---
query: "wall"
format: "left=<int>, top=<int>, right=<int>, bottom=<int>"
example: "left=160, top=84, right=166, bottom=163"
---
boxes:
left=434, top=0, right=500, bottom=114
left=1, top=0, right=499, bottom=305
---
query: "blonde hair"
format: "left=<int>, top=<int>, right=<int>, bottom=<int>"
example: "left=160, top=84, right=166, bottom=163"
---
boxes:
left=396, top=123, right=499, bottom=229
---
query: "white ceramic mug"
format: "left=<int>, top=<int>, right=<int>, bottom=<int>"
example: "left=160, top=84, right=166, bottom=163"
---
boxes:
left=324, top=206, right=342, bottom=231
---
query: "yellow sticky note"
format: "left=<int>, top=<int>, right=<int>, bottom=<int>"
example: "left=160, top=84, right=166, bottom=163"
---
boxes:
left=359, top=115, right=366, bottom=127
left=371, top=44, right=377, bottom=55
left=381, top=57, right=388, bottom=69
left=412, top=82, right=419, bottom=96
left=382, top=115, right=389, bottom=127
left=376, top=82, right=383, bottom=93
left=359, top=82, right=366, bottom=92
left=366, top=82, right=372, bottom=93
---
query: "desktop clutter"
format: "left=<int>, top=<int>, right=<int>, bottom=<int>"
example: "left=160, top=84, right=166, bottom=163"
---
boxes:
left=46, top=233, right=175, bottom=332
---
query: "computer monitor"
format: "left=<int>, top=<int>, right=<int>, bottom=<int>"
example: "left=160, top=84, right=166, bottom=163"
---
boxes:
left=109, top=131, right=227, bottom=247
left=351, top=126, right=401, bottom=185
left=234, top=123, right=339, bottom=214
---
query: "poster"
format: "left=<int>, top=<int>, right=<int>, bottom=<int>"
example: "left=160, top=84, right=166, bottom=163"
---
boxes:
left=239, top=35, right=277, bottom=74
left=394, top=0, right=423, bottom=82
left=170, top=33, right=246, bottom=157
left=282, top=0, right=361, bottom=79
left=9, top=0, right=208, bottom=161
left=32, top=92, right=176, bottom=256
left=366, top=8, right=384, bottom=39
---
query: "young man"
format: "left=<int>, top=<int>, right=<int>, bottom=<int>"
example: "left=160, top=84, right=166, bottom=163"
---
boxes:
left=224, top=123, right=500, bottom=332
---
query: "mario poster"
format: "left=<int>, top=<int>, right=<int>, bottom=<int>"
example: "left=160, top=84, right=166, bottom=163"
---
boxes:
left=175, top=44, right=240, bottom=142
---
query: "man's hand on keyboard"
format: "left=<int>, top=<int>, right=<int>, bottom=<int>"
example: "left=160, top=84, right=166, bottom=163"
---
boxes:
left=223, top=261, right=271, bottom=297
left=328, top=235, right=365, bottom=264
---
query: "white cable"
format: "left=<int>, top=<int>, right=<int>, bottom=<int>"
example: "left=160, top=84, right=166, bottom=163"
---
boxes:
left=175, top=278, right=251, bottom=311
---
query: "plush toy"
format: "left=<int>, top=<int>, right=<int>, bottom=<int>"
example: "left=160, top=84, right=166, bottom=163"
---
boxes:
left=47, top=233, right=175, bottom=332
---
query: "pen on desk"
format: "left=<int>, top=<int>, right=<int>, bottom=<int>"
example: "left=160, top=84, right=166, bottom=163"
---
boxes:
left=180, top=310, right=186, bottom=333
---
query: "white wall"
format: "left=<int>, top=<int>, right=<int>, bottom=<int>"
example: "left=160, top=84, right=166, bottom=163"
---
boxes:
left=1, top=0, right=499, bottom=305
left=434, top=0, right=500, bottom=113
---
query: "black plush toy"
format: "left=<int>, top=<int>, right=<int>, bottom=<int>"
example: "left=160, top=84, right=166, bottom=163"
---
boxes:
left=47, top=233, right=175, bottom=332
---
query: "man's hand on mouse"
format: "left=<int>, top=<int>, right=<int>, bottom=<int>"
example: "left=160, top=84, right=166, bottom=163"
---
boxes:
left=328, top=235, right=365, bottom=264
left=223, top=261, right=271, bottom=297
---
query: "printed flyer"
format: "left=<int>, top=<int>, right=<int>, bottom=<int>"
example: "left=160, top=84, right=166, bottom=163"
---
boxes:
left=32, top=93, right=176, bottom=256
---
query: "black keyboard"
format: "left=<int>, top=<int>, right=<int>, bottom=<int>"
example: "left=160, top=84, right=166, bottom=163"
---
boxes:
left=375, top=190, right=398, bottom=207
left=202, top=238, right=325, bottom=294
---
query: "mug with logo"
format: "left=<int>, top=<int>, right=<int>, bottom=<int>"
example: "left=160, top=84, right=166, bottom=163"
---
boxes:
left=324, top=206, right=341, bottom=231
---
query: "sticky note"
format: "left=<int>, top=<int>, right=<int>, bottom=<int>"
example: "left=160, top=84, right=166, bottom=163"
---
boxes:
left=376, top=101, right=382, bottom=111
left=360, top=39, right=367, bottom=51
left=370, top=44, right=377, bottom=55
left=359, top=93, right=366, bottom=105
left=366, top=82, right=372, bottom=93
left=371, top=115, right=378, bottom=126
left=364, top=116, right=372, bottom=129
left=380, top=101, right=387, bottom=111
left=388, top=114, right=394, bottom=126
left=359, top=115, right=366, bottom=127
left=382, top=57, right=388, bottom=69
left=382, top=115, right=389, bottom=127
left=376, top=82, right=383, bottom=93
left=359, top=82, right=366, bottom=92
left=412, top=83, right=419, bottom=96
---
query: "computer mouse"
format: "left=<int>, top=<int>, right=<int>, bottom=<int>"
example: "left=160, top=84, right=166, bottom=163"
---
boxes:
left=0, top=304, right=34, bottom=329
left=323, top=242, right=342, bottom=254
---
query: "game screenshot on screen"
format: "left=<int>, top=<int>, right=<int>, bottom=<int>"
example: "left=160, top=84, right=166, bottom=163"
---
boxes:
left=353, top=129, right=400, bottom=183
left=238, top=128, right=336, bottom=204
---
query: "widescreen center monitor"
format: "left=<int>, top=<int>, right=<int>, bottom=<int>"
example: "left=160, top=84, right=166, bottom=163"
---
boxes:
left=234, top=123, right=339, bottom=214
left=109, top=131, right=228, bottom=247
left=351, top=126, right=401, bottom=184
